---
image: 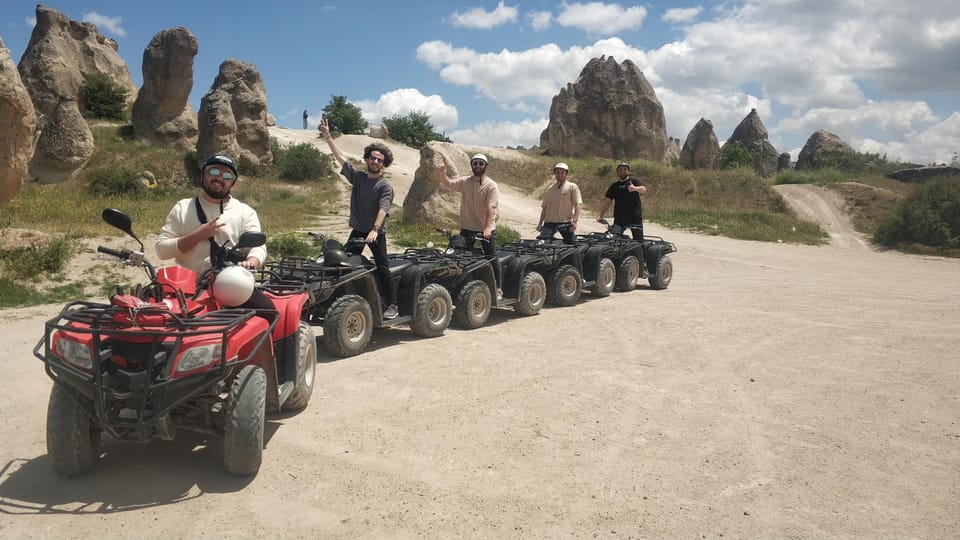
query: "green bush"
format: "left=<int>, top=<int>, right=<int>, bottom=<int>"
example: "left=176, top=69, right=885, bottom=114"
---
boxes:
left=874, top=177, right=960, bottom=248
left=80, top=72, right=128, bottom=121
left=383, top=110, right=452, bottom=149
left=803, top=150, right=908, bottom=175
left=275, top=143, right=333, bottom=182
left=267, top=233, right=316, bottom=259
left=0, top=236, right=73, bottom=279
left=87, top=162, right=144, bottom=196
left=321, top=95, right=368, bottom=135
left=718, top=141, right=759, bottom=170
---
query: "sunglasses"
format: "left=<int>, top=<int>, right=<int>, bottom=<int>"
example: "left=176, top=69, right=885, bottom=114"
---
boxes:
left=471, top=160, right=486, bottom=167
left=366, top=156, right=384, bottom=164
left=207, top=167, right=236, bottom=181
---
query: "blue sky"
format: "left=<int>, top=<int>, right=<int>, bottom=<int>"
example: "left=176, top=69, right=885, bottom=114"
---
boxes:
left=3, top=1, right=959, bottom=164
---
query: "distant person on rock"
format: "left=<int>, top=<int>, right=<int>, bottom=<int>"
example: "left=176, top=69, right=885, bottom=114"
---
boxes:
left=302, top=109, right=308, bottom=130
left=597, top=162, right=648, bottom=240
left=433, top=153, right=501, bottom=296
left=320, top=117, right=398, bottom=320
left=536, top=162, right=582, bottom=244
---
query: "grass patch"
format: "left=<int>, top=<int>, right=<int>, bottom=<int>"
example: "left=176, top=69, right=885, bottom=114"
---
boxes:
left=657, top=208, right=827, bottom=244
left=0, top=277, right=88, bottom=309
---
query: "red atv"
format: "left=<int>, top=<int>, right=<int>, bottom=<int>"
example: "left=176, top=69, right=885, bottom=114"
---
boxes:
left=34, top=209, right=317, bottom=477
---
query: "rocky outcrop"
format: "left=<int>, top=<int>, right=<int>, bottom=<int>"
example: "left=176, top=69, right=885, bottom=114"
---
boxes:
left=132, top=28, right=199, bottom=151
left=539, top=56, right=668, bottom=162
left=679, top=118, right=720, bottom=170
left=0, top=37, right=37, bottom=204
left=28, top=98, right=94, bottom=184
left=795, top=129, right=852, bottom=170
left=722, top=108, right=779, bottom=177
left=196, top=59, right=272, bottom=170
left=17, top=5, right=137, bottom=118
left=778, top=152, right=792, bottom=171
left=887, top=165, right=960, bottom=183
left=403, top=141, right=469, bottom=223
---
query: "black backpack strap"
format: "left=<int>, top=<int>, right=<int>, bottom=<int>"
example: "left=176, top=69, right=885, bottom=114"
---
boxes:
left=194, top=197, right=220, bottom=264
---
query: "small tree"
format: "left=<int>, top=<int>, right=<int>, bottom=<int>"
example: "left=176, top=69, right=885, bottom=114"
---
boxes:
left=274, top=142, right=333, bottom=182
left=321, top=95, right=368, bottom=135
left=718, top=141, right=759, bottom=170
left=79, top=72, right=127, bottom=120
left=382, top=110, right=452, bottom=149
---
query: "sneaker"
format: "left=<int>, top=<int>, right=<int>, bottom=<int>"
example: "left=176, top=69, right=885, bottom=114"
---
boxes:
left=384, top=304, right=398, bottom=320
left=496, top=288, right=503, bottom=301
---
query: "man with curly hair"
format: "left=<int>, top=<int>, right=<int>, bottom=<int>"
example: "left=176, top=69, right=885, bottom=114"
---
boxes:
left=321, top=118, right=398, bottom=320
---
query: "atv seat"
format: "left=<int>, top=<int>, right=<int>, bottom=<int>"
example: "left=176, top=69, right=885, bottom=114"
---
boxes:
left=388, top=258, right=414, bottom=276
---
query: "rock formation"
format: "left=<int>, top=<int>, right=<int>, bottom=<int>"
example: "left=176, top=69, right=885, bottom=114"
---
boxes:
left=679, top=118, right=720, bottom=170
left=722, top=109, right=780, bottom=177
left=28, top=98, right=94, bottom=184
left=795, top=129, right=852, bottom=170
left=887, top=165, right=960, bottom=183
left=403, top=141, right=471, bottom=223
left=0, top=37, right=37, bottom=204
left=17, top=5, right=137, bottom=118
left=196, top=59, right=272, bottom=169
left=778, top=152, right=792, bottom=171
left=132, top=28, right=199, bottom=151
left=539, top=56, right=668, bottom=162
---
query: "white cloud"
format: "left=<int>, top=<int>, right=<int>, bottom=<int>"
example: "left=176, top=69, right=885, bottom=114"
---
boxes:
left=448, top=1, right=518, bottom=29
left=353, top=89, right=459, bottom=131
left=528, top=10, right=552, bottom=32
left=26, top=16, right=36, bottom=27
left=81, top=12, right=126, bottom=37
left=448, top=118, right=548, bottom=148
left=662, top=7, right=702, bottom=24
left=859, top=112, right=960, bottom=165
left=555, top=2, right=647, bottom=35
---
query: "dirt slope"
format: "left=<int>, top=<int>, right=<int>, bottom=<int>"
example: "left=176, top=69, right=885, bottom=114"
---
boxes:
left=1, top=148, right=958, bottom=538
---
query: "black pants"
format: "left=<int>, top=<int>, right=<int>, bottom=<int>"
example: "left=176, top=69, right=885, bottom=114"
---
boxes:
left=540, top=222, right=575, bottom=244
left=347, top=229, right=397, bottom=305
left=226, top=287, right=277, bottom=325
left=615, top=221, right=643, bottom=241
left=461, top=228, right=501, bottom=286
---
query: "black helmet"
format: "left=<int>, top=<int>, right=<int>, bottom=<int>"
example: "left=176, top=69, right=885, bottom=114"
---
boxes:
left=202, top=153, right=239, bottom=177
left=323, top=248, right=352, bottom=268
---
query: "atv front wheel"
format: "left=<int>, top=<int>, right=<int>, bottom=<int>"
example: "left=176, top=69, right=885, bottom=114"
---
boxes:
left=282, top=321, right=317, bottom=411
left=546, top=264, right=582, bottom=306
left=513, top=271, right=546, bottom=316
left=453, top=279, right=492, bottom=329
left=411, top=283, right=452, bottom=338
left=323, top=294, right=373, bottom=357
left=224, top=365, right=266, bottom=476
left=649, top=255, right=673, bottom=290
left=615, top=256, right=640, bottom=292
left=46, top=383, right=101, bottom=477
left=588, top=257, right=616, bottom=297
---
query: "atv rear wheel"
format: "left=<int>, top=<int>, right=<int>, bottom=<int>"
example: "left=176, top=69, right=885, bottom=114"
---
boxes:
left=546, top=264, right=582, bottom=306
left=411, top=283, right=452, bottom=338
left=513, top=271, right=546, bottom=316
left=282, top=321, right=317, bottom=411
left=453, top=279, right=492, bottom=329
left=323, top=294, right=373, bottom=357
left=46, top=383, right=100, bottom=477
left=649, top=255, right=673, bottom=290
left=224, top=365, right=267, bottom=476
left=615, top=256, right=640, bottom=292
left=588, top=257, right=616, bottom=297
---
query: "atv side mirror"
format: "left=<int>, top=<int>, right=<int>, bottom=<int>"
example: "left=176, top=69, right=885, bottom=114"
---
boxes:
left=102, top=208, right=134, bottom=235
left=237, top=232, right=267, bottom=249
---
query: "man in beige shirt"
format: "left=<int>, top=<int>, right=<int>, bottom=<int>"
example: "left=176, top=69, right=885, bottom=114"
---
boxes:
left=536, top=162, right=582, bottom=244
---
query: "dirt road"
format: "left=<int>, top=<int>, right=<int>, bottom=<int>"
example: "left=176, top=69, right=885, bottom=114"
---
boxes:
left=1, top=170, right=957, bottom=537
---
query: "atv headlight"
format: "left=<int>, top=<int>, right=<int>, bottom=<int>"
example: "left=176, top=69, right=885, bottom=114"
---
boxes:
left=175, top=344, right=222, bottom=374
left=54, top=336, right=93, bottom=371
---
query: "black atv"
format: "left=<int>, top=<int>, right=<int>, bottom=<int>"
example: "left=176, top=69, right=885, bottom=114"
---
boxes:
left=261, top=237, right=455, bottom=358
left=593, top=220, right=677, bottom=290
left=497, top=237, right=584, bottom=307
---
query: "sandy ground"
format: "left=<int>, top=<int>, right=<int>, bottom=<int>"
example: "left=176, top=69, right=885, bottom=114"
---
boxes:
left=1, top=137, right=958, bottom=538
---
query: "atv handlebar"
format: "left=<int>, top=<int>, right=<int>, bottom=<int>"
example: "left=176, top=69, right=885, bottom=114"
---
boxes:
left=97, top=245, right=129, bottom=259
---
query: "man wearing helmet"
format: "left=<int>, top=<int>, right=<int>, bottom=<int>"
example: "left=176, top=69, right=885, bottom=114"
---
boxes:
left=536, top=162, right=582, bottom=244
left=156, top=153, right=274, bottom=314
left=321, top=118, right=398, bottom=320
left=434, top=153, right=502, bottom=295
left=596, top=161, right=648, bottom=240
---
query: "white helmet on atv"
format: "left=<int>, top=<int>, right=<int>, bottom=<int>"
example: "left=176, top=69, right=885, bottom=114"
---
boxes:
left=212, top=265, right=255, bottom=306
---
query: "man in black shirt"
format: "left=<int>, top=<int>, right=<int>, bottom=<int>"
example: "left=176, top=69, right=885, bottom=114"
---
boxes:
left=596, top=162, right=648, bottom=240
